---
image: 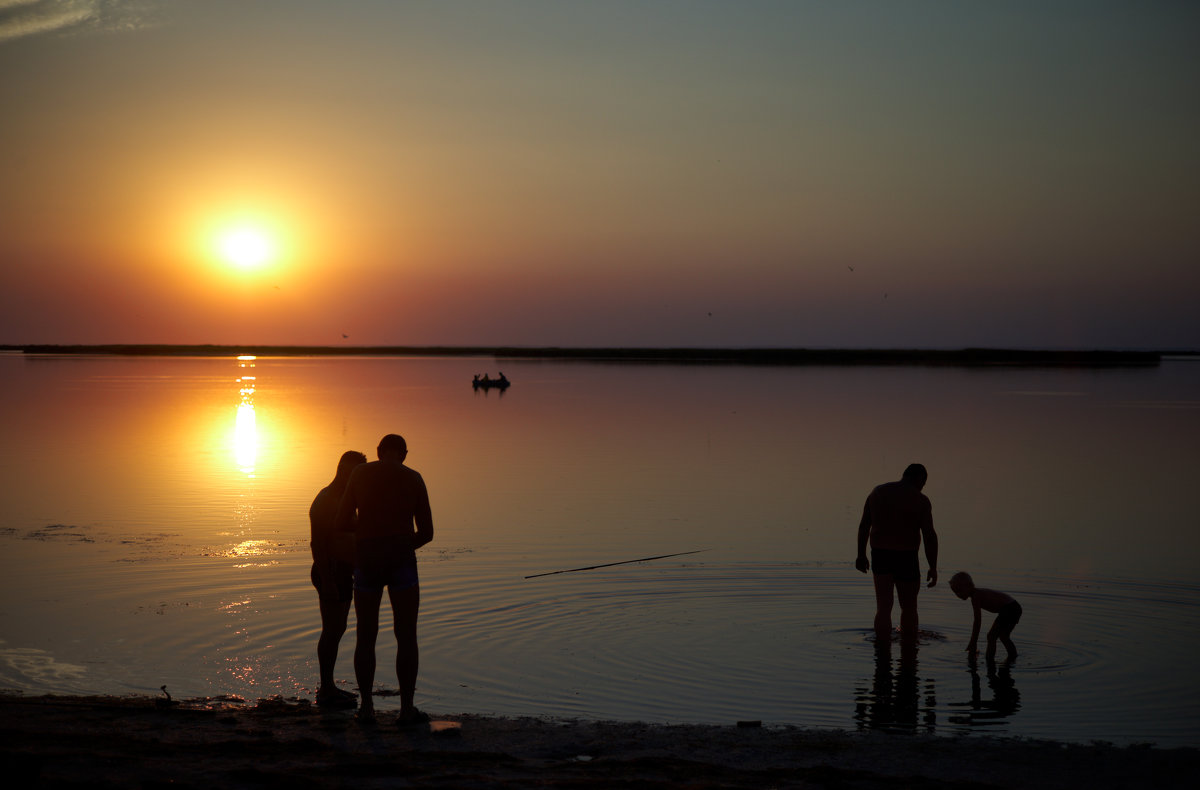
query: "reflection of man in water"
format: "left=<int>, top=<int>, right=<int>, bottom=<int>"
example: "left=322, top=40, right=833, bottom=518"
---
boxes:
left=335, top=433, right=434, bottom=724
left=855, top=463, right=938, bottom=642
left=309, top=450, right=367, bottom=708
left=854, top=641, right=933, bottom=733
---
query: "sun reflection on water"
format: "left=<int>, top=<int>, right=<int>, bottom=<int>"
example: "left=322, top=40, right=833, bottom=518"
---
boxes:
left=233, top=357, right=258, bottom=477
left=224, top=355, right=270, bottom=565
left=223, top=539, right=281, bottom=568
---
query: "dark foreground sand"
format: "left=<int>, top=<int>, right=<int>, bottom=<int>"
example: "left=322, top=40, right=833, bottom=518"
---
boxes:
left=2, top=694, right=1196, bottom=789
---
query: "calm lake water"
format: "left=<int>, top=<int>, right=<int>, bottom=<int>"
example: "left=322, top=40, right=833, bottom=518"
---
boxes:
left=1, top=353, right=1198, bottom=747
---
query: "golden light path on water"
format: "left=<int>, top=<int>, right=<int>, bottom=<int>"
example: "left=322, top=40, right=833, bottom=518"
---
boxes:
left=234, top=355, right=258, bottom=477
left=224, top=356, right=289, bottom=579
left=218, top=355, right=272, bottom=689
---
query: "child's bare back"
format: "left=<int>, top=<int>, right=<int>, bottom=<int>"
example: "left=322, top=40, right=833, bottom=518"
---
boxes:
left=970, top=586, right=1015, bottom=613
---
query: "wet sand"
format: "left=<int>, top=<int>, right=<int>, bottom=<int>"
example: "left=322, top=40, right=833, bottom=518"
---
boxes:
left=3, top=693, right=1196, bottom=788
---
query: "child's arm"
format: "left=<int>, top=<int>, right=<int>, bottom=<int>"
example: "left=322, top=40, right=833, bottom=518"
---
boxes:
left=967, top=597, right=981, bottom=653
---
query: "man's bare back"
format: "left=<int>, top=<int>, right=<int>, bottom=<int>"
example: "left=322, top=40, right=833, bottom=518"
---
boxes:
left=861, top=479, right=933, bottom=552
left=341, top=458, right=432, bottom=545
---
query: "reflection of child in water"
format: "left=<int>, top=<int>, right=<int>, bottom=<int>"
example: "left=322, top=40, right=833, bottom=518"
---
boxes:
left=949, top=572, right=1022, bottom=661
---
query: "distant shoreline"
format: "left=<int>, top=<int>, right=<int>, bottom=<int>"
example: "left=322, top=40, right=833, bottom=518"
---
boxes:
left=0, top=344, right=1175, bottom=367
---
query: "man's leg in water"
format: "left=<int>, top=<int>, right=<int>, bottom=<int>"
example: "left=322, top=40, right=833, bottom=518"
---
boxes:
left=896, top=579, right=920, bottom=643
left=389, top=584, right=420, bottom=717
left=872, top=573, right=895, bottom=641
left=353, top=587, right=384, bottom=719
left=317, top=596, right=351, bottom=691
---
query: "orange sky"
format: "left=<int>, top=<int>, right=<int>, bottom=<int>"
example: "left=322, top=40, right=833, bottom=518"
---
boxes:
left=1, top=2, right=1197, bottom=348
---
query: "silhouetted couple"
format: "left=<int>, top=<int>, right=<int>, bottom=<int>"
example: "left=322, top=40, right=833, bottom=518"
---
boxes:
left=309, top=434, right=433, bottom=725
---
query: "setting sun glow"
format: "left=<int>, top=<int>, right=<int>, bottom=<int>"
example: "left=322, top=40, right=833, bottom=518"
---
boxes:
left=218, top=227, right=275, bottom=269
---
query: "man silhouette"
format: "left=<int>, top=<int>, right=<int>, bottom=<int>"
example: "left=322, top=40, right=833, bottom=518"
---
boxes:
left=855, top=463, right=938, bottom=643
left=336, top=433, right=434, bottom=724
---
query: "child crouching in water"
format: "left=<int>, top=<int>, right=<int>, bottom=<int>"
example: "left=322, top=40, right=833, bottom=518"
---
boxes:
left=949, top=571, right=1022, bottom=661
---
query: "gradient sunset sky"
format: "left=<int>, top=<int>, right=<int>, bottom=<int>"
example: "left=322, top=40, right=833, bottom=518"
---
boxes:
left=2, top=1, right=1197, bottom=349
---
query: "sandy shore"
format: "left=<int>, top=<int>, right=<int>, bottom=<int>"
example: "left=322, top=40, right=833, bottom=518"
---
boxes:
left=2, top=694, right=1196, bottom=788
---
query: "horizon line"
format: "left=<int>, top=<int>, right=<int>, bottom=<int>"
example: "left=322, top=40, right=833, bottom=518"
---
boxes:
left=3, top=344, right=1181, bottom=367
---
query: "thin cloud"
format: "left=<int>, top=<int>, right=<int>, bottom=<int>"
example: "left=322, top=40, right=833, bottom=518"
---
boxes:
left=0, top=0, right=156, bottom=43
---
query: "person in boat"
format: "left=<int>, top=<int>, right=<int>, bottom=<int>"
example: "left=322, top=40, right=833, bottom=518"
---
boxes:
left=335, top=434, right=434, bottom=725
left=497, top=371, right=508, bottom=385
left=309, top=450, right=367, bottom=708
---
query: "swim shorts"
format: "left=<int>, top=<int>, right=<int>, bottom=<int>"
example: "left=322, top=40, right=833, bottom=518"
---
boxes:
left=870, top=549, right=920, bottom=582
left=311, top=560, right=354, bottom=604
left=354, top=559, right=419, bottom=593
left=993, top=601, right=1023, bottom=633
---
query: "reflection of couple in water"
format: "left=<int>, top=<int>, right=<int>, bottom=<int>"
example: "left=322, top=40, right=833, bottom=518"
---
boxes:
left=309, top=434, right=434, bottom=725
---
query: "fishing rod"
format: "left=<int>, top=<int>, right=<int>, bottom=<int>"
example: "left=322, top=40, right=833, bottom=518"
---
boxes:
left=525, top=549, right=707, bottom=579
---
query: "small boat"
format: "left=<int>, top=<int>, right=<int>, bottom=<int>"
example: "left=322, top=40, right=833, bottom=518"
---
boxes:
left=472, top=373, right=510, bottom=390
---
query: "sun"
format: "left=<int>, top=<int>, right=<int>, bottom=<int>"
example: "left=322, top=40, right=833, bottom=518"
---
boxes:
left=217, top=227, right=276, bottom=269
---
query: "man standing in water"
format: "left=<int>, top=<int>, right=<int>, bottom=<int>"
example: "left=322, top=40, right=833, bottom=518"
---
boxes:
left=336, top=433, right=434, bottom=724
left=310, top=450, right=368, bottom=708
left=855, top=463, right=938, bottom=643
